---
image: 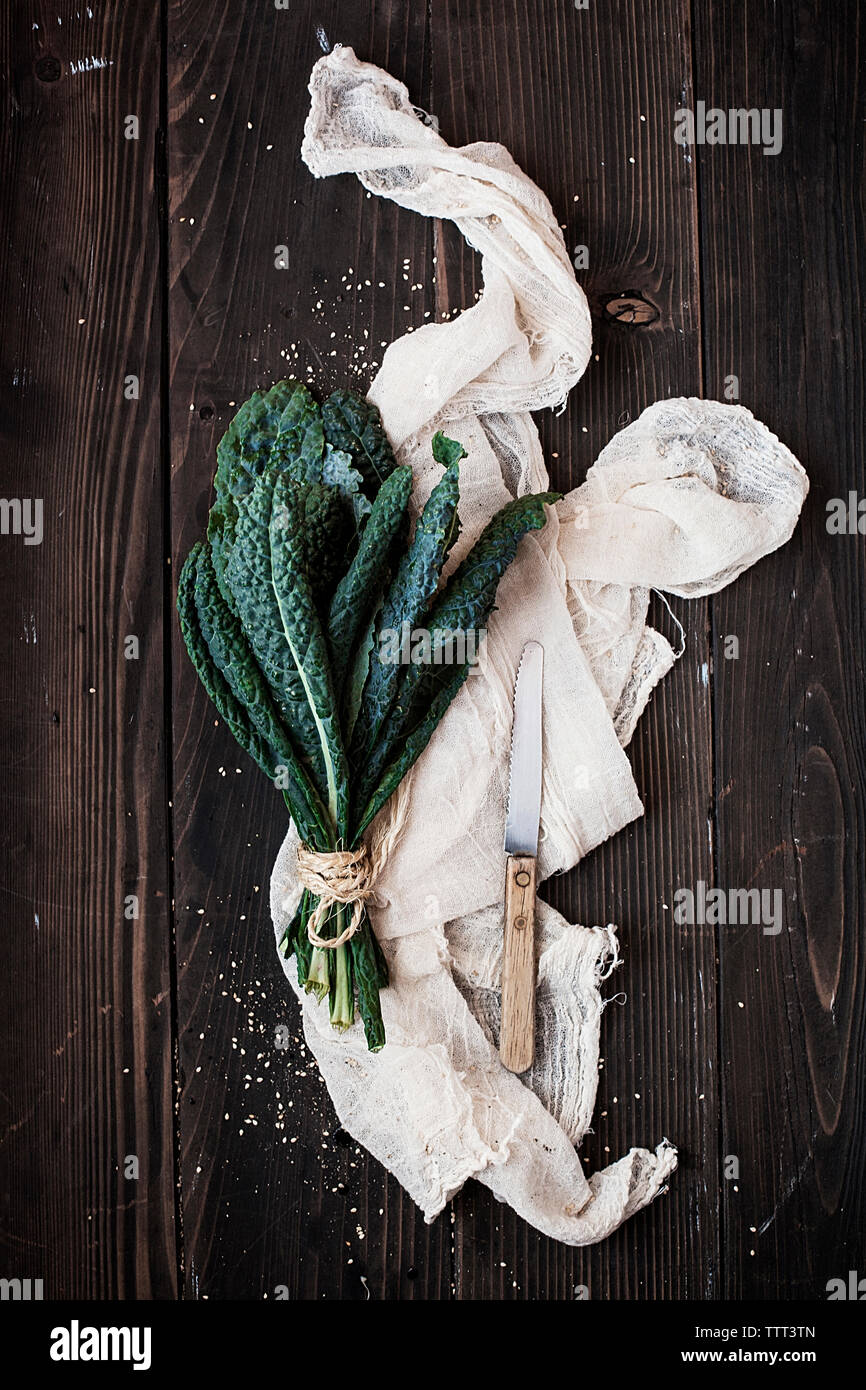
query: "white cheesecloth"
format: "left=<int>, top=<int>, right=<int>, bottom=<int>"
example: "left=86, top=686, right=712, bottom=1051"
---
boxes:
left=269, top=48, right=808, bottom=1245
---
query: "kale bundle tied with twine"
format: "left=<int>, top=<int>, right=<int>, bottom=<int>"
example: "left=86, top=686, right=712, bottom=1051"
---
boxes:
left=177, top=379, right=558, bottom=1051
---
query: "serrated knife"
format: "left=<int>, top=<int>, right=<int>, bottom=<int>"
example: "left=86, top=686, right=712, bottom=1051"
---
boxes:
left=501, top=640, right=543, bottom=1073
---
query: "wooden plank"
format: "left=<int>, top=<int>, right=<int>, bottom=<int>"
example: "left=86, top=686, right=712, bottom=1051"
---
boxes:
left=0, top=2, right=176, bottom=1297
left=432, top=0, right=718, bottom=1298
left=2, top=0, right=858, bottom=1307
left=694, top=0, right=866, bottom=1298
left=167, top=0, right=456, bottom=1299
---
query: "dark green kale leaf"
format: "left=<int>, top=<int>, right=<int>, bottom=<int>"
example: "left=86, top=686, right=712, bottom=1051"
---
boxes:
left=353, top=489, right=560, bottom=835
left=215, top=378, right=304, bottom=502
left=226, top=468, right=349, bottom=838
left=320, top=444, right=372, bottom=533
left=268, top=380, right=325, bottom=483
left=302, top=480, right=356, bottom=610
left=327, top=464, right=413, bottom=694
left=192, top=542, right=331, bottom=847
left=177, top=542, right=277, bottom=780
left=348, top=443, right=463, bottom=773
left=323, top=388, right=398, bottom=498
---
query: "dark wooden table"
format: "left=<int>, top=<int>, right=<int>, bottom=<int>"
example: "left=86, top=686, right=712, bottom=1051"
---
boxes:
left=1, top=0, right=863, bottom=1301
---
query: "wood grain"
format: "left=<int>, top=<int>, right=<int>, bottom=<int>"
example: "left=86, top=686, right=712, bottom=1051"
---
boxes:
left=694, top=0, right=866, bottom=1298
left=0, top=1, right=176, bottom=1297
left=167, top=0, right=452, bottom=1301
left=501, top=856, right=538, bottom=1074
left=433, top=0, right=717, bottom=1300
left=1, top=0, right=863, bottom=1304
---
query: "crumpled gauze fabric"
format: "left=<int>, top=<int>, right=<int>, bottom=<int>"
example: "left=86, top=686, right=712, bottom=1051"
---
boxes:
left=270, top=47, right=809, bottom=1244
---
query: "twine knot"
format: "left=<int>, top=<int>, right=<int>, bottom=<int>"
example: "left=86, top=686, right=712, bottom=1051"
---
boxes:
left=291, top=779, right=412, bottom=953
left=296, top=843, right=377, bottom=948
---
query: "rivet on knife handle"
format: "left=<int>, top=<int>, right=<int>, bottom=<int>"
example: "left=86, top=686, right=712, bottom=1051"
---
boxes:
left=501, top=854, right=536, bottom=1072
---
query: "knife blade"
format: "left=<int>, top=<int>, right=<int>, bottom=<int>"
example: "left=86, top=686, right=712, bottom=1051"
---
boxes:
left=500, top=640, right=543, bottom=1073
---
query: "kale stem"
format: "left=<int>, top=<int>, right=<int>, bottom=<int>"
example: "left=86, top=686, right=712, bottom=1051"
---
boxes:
left=305, top=943, right=329, bottom=1001
left=329, top=910, right=354, bottom=1031
left=278, top=888, right=307, bottom=959
left=352, top=908, right=387, bottom=1051
left=293, top=890, right=313, bottom=987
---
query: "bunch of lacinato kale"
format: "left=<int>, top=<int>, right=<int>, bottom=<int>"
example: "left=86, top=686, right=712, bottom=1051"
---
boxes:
left=177, top=379, right=558, bottom=1050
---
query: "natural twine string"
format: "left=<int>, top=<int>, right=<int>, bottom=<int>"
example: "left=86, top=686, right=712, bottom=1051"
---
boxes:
left=294, top=776, right=413, bottom=950
left=296, top=843, right=377, bottom=948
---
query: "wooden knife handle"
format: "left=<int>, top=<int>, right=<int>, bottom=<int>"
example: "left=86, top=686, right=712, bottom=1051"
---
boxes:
left=501, top=855, right=537, bottom=1073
